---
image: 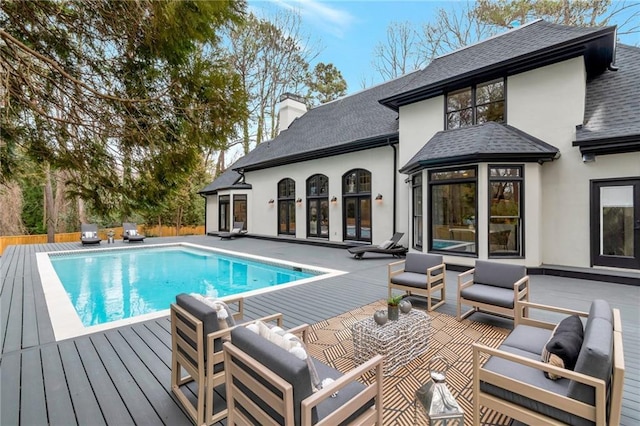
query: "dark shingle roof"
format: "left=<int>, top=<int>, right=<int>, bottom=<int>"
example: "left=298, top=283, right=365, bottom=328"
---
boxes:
left=381, top=20, right=615, bottom=110
left=232, top=73, right=428, bottom=171
left=400, top=122, right=559, bottom=173
left=198, top=146, right=268, bottom=194
left=576, top=44, right=640, bottom=142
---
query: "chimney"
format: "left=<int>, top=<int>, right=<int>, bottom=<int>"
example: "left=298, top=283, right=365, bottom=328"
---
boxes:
left=278, top=93, right=307, bottom=134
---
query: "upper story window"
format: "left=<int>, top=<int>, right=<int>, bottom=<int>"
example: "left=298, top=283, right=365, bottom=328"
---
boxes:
left=446, top=78, right=505, bottom=129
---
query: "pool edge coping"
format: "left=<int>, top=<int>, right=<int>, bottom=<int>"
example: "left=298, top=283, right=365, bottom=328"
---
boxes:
left=37, top=242, right=347, bottom=341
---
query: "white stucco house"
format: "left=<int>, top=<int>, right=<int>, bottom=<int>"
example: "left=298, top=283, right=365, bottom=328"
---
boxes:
left=200, top=20, right=640, bottom=281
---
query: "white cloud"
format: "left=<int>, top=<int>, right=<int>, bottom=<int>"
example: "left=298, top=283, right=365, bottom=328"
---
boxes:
left=270, top=0, right=355, bottom=38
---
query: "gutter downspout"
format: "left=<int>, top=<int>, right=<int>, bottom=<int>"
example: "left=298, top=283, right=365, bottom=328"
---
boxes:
left=388, top=138, right=397, bottom=234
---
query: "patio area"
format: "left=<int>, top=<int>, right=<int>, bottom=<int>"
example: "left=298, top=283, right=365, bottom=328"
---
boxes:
left=1, top=235, right=638, bottom=425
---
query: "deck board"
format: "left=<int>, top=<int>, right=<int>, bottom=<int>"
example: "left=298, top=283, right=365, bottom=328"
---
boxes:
left=1, top=236, right=638, bottom=425
left=74, top=337, right=134, bottom=425
left=58, top=339, right=107, bottom=426
left=20, top=347, right=48, bottom=425
left=41, top=344, right=77, bottom=426
left=1, top=351, right=21, bottom=425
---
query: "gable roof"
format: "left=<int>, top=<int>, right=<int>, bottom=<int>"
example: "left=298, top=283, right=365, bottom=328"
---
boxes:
left=399, top=122, right=560, bottom=174
left=380, top=20, right=616, bottom=111
left=574, top=44, right=640, bottom=156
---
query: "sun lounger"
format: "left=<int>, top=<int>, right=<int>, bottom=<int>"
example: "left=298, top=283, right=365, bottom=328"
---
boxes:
left=347, top=232, right=406, bottom=259
left=80, top=223, right=101, bottom=245
left=122, top=222, right=145, bottom=242
left=219, top=221, right=247, bottom=240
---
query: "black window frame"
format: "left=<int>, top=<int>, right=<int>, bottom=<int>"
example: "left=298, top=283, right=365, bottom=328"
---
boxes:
left=428, top=166, right=478, bottom=256
left=488, top=165, right=524, bottom=258
left=232, top=194, right=247, bottom=230
left=445, top=78, right=506, bottom=130
left=218, top=195, right=230, bottom=231
left=412, top=173, right=423, bottom=250
left=306, top=174, right=329, bottom=239
left=277, top=178, right=296, bottom=235
left=342, top=169, right=372, bottom=242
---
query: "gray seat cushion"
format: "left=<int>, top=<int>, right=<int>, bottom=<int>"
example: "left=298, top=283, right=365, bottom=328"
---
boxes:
left=460, top=284, right=515, bottom=309
left=480, top=345, right=576, bottom=424
left=404, top=253, right=443, bottom=274
left=587, top=299, right=613, bottom=324
left=567, top=316, right=613, bottom=407
left=391, top=272, right=426, bottom=288
left=176, top=293, right=235, bottom=355
left=474, top=260, right=526, bottom=289
left=313, top=360, right=374, bottom=425
left=501, top=324, right=552, bottom=356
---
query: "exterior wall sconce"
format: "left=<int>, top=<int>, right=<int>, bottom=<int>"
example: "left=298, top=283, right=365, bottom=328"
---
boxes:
left=375, top=193, right=383, bottom=203
left=330, top=196, right=337, bottom=204
left=268, top=199, right=275, bottom=204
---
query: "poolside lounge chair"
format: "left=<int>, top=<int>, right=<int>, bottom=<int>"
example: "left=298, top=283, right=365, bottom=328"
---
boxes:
left=219, top=221, right=247, bottom=240
left=80, top=223, right=101, bottom=245
left=171, top=293, right=285, bottom=425
left=122, top=222, right=145, bottom=242
left=347, top=232, right=407, bottom=259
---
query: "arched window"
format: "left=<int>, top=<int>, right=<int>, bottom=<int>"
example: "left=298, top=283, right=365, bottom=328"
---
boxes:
left=278, top=178, right=296, bottom=235
left=306, top=174, right=329, bottom=238
left=342, top=169, right=371, bottom=242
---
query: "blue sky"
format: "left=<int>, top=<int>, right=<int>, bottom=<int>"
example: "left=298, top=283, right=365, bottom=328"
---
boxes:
left=248, top=0, right=640, bottom=94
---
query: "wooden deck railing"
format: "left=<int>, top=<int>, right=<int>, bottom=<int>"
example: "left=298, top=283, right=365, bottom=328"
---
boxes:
left=0, top=225, right=204, bottom=256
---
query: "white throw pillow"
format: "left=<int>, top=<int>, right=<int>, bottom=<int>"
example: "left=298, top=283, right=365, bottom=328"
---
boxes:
left=378, top=239, right=394, bottom=249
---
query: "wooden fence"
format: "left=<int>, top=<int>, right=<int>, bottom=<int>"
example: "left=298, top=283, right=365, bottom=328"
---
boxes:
left=0, top=225, right=205, bottom=256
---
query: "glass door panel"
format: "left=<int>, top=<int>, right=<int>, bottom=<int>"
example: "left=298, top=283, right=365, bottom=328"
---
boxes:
left=319, top=199, right=329, bottom=237
left=345, top=198, right=357, bottom=238
left=343, top=196, right=371, bottom=242
left=591, top=179, right=640, bottom=269
left=360, top=198, right=371, bottom=240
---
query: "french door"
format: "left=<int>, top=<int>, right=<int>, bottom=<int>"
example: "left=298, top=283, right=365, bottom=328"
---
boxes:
left=590, top=178, right=640, bottom=269
left=344, top=196, right=371, bottom=242
left=307, top=199, right=329, bottom=238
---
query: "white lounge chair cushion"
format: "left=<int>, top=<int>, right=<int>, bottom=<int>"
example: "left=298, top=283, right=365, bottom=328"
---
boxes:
left=378, top=239, right=394, bottom=249
left=246, top=320, right=322, bottom=391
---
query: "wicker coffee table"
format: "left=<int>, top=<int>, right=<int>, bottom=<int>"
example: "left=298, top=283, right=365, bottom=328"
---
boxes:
left=351, top=309, right=431, bottom=375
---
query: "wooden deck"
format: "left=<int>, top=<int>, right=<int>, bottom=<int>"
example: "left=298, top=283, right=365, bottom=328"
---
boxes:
left=1, top=236, right=638, bottom=425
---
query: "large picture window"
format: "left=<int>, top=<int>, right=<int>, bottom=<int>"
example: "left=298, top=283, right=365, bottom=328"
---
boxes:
left=278, top=178, right=296, bottom=235
left=489, top=166, right=523, bottom=257
left=412, top=174, right=423, bottom=250
left=447, top=78, right=504, bottom=129
left=429, top=168, right=477, bottom=254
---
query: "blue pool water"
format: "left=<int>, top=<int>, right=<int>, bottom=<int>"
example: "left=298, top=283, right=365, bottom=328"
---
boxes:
left=50, top=246, right=319, bottom=326
left=432, top=240, right=459, bottom=250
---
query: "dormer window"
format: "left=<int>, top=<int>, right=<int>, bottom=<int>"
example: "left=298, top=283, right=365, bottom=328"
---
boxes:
left=446, top=78, right=505, bottom=129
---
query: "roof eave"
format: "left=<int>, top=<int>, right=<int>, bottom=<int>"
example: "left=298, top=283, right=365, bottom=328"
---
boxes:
left=380, top=26, right=616, bottom=111
left=236, top=133, right=399, bottom=172
left=198, top=183, right=252, bottom=195
left=573, top=134, right=640, bottom=156
left=399, top=152, right=558, bottom=174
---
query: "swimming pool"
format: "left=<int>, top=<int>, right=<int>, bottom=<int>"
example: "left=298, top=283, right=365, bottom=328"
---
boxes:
left=37, top=243, right=345, bottom=340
